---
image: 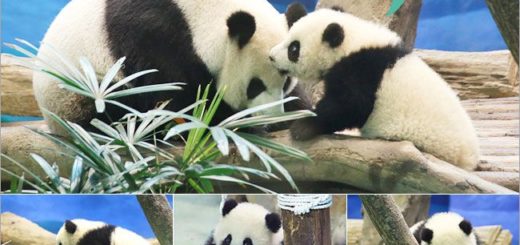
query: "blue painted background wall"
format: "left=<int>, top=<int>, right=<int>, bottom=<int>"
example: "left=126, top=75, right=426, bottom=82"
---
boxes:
left=348, top=195, right=519, bottom=244
left=1, top=0, right=506, bottom=54
left=1, top=195, right=173, bottom=238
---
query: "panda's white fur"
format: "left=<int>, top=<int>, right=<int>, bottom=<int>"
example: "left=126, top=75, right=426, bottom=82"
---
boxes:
left=410, top=212, right=480, bottom=245
left=271, top=9, right=401, bottom=82
left=206, top=199, right=284, bottom=245
left=34, top=0, right=295, bottom=134
left=269, top=9, right=479, bottom=170
left=56, top=219, right=149, bottom=245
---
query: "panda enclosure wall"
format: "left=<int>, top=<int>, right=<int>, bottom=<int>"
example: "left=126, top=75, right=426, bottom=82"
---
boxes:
left=1, top=0, right=519, bottom=193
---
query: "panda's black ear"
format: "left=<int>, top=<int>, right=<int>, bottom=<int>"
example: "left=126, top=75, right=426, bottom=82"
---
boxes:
left=330, top=6, right=345, bottom=12
left=322, top=23, right=344, bottom=48
left=265, top=213, right=282, bottom=233
left=65, top=220, right=77, bottom=234
left=222, top=199, right=238, bottom=217
left=285, top=2, right=307, bottom=28
left=421, top=228, right=433, bottom=243
left=227, top=11, right=256, bottom=49
left=459, top=220, right=473, bottom=235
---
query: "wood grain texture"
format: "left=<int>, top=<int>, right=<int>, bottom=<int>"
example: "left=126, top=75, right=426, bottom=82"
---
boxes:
left=486, top=0, right=519, bottom=64
left=359, top=195, right=417, bottom=245
left=282, top=208, right=331, bottom=245
left=137, top=195, right=173, bottom=245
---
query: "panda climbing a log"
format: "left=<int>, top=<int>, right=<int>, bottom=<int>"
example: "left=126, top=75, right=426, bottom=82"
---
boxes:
left=56, top=219, right=150, bottom=245
left=34, top=0, right=311, bottom=135
left=269, top=7, right=480, bottom=170
left=205, top=199, right=284, bottom=245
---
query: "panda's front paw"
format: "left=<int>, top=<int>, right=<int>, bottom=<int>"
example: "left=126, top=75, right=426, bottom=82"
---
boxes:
left=290, top=118, right=322, bottom=141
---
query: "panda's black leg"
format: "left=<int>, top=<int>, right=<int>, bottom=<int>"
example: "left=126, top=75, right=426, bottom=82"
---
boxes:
left=266, top=83, right=313, bottom=132
left=290, top=96, right=346, bottom=141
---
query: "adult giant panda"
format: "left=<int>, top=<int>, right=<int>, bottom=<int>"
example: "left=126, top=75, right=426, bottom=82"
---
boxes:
left=205, top=199, right=284, bottom=245
left=410, top=212, right=481, bottom=245
left=34, top=0, right=311, bottom=134
left=56, top=219, right=150, bottom=245
left=269, top=8, right=480, bottom=170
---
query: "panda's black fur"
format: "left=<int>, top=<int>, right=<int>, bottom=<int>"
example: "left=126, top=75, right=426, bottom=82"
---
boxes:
left=291, top=44, right=410, bottom=139
left=102, top=0, right=238, bottom=124
left=411, top=213, right=482, bottom=245
left=36, top=0, right=312, bottom=134
left=67, top=221, right=116, bottom=245
left=205, top=199, right=284, bottom=245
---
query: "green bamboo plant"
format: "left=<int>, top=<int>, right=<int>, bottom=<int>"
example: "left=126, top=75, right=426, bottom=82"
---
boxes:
left=1, top=40, right=314, bottom=194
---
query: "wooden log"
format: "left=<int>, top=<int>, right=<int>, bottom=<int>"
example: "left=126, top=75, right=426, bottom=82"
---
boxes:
left=0, top=55, right=40, bottom=116
left=137, top=195, right=173, bottom=245
left=315, top=0, right=422, bottom=49
left=1, top=212, right=55, bottom=245
left=359, top=195, right=417, bottom=245
left=486, top=0, right=519, bottom=64
left=281, top=208, right=331, bottom=245
left=474, top=172, right=519, bottom=192
left=1, top=124, right=515, bottom=193
left=415, top=50, right=519, bottom=100
left=360, top=195, right=431, bottom=245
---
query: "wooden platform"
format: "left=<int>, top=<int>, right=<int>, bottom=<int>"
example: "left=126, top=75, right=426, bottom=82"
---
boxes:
left=463, top=97, right=519, bottom=190
left=347, top=219, right=513, bottom=245
left=465, top=97, right=519, bottom=172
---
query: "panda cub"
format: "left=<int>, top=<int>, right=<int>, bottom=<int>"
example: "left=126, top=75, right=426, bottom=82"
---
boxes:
left=34, top=0, right=310, bottom=135
left=206, top=199, right=284, bottom=245
left=410, top=212, right=481, bottom=245
left=269, top=8, right=479, bottom=170
left=56, top=219, right=150, bottom=245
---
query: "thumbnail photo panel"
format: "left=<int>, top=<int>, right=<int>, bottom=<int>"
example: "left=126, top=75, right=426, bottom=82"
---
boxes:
left=1, top=195, right=173, bottom=245
left=347, top=195, right=519, bottom=245
left=174, top=194, right=347, bottom=245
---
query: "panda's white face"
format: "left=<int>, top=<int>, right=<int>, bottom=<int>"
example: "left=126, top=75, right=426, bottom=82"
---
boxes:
left=56, top=219, right=106, bottom=245
left=212, top=200, right=283, bottom=245
left=413, top=212, right=479, bottom=245
left=218, top=8, right=294, bottom=115
left=269, top=9, right=401, bottom=82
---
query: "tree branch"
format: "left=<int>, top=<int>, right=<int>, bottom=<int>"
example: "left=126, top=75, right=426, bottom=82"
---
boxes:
left=486, top=0, right=519, bottom=64
left=359, top=195, right=417, bottom=245
left=137, top=195, right=173, bottom=245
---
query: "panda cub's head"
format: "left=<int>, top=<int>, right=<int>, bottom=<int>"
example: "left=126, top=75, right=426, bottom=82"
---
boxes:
left=221, top=3, right=308, bottom=114
left=269, top=8, right=402, bottom=81
left=411, top=212, right=480, bottom=245
left=206, top=199, right=284, bottom=245
left=56, top=219, right=149, bottom=245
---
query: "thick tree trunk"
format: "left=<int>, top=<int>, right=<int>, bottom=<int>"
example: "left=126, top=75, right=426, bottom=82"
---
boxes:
left=360, top=195, right=430, bottom=245
left=137, top=195, right=173, bottom=245
left=359, top=195, right=418, bottom=245
left=486, top=0, right=519, bottom=64
left=315, top=0, right=422, bottom=49
left=281, top=208, right=332, bottom=245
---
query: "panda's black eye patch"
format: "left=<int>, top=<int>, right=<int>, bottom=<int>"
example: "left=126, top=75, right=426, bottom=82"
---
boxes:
left=243, top=238, right=253, bottom=245
left=247, top=78, right=266, bottom=100
left=288, top=41, right=300, bottom=63
left=223, top=234, right=232, bottom=245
